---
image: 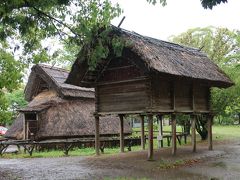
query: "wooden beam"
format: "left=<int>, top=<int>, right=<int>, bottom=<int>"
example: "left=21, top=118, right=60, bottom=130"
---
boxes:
left=26, top=121, right=29, bottom=140
left=171, top=114, right=177, bottom=155
left=191, top=115, right=196, bottom=152
left=207, top=115, right=213, bottom=150
left=148, top=114, right=154, bottom=160
left=95, top=115, right=100, bottom=155
left=171, top=83, right=176, bottom=111
left=192, top=84, right=195, bottom=111
left=157, top=115, right=163, bottom=148
left=140, top=115, right=145, bottom=150
left=23, top=115, right=26, bottom=140
left=119, top=114, right=124, bottom=153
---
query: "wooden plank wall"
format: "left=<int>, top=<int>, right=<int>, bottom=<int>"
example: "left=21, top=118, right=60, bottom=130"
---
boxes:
left=175, top=82, right=192, bottom=111
left=96, top=57, right=211, bottom=114
left=97, top=57, right=149, bottom=113
left=194, top=84, right=210, bottom=111
left=97, top=79, right=150, bottom=113
left=151, top=77, right=211, bottom=113
left=151, top=77, right=173, bottom=111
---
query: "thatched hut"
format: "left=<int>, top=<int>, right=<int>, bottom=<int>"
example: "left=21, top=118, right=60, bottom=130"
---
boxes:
left=66, top=27, right=233, bottom=159
left=5, top=64, right=131, bottom=140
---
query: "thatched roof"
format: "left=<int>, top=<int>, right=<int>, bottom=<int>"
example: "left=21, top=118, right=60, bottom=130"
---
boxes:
left=6, top=64, right=131, bottom=140
left=4, top=114, right=24, bottom=139
left=8, top=91, right=131, bottom=140
left=66, top=27, right=233, bottom=88
left=25, top=64, right=94, bottom=102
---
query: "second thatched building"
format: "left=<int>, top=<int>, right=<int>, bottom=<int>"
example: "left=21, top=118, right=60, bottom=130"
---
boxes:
left=5, top=64, right=131, bottom=140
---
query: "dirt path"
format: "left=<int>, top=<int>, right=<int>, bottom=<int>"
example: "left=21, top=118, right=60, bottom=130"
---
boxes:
left=1, top=140, right=240, bottom=180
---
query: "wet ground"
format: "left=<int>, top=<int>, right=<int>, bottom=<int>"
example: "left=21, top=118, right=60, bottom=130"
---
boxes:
left=1, top=140, right=240, bottom=180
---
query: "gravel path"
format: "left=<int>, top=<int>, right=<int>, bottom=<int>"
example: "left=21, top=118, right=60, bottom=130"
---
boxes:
left=1, top=140, right=240, bottom=180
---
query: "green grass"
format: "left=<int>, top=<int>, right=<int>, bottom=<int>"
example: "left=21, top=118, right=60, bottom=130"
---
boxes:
left=2, top=125, right=240, bottom=159
left=212, top=125, right=240, bottom=140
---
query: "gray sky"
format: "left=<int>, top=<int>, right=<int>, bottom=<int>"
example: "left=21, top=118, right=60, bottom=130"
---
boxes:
left=111, top=0, right=240, bottom=40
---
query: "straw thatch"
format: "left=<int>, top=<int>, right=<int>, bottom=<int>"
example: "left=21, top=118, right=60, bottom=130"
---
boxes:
left=6, top=64, right=131, bottom=140
left=25, top=64, right=94, bottom=102
left=4, top=114, right=24, bottom=139
left=66, top=27, right=233, bottom=88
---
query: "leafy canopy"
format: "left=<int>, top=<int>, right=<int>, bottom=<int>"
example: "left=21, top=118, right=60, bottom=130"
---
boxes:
left=171, top=27, right=240, bottom=124
left=147, top=0, right=228, bottom=9
left=0, top=0, right=122, bottom=125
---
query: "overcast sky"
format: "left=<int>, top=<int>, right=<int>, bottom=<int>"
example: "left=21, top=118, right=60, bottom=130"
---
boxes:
left=111, top=0, right=240, bottom=40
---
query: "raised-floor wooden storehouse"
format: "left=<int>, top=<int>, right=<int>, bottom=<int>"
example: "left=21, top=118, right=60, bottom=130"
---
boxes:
left=5, top=64, right=131, bottom=140
left=66, top=27, right=233, bottom=159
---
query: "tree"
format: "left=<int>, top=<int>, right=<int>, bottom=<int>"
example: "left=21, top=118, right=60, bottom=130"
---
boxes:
left=0, top=49, right=23, bottom=125
left=147, top=0, right=228, bottom=9
left=170, top=27, right=240, bottom=66
left=0, top=1, right=232, bottom=125
left=0, top=0, right=122, bottom=124
left=212, top=65, right=240, bottom=124
left=171, top=27, right=240, bottom=139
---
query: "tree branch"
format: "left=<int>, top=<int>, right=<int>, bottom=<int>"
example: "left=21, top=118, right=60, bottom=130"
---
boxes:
left=25, top=2, right=81, bottom=40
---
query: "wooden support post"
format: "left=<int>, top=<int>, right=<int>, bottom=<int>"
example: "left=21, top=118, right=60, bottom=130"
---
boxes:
left=140, top=115, right=145, bottom=150
left=148, top=114, right=154, bottom=160
left=191, top=115, right=196, bottom=152
left=119, top=114, right=124, bottom=153
left=26, top=121, right=29, bottom=140
left=23, top=115, right=26, bottom=140
left=157, top=115, right=163, bottom=148
left=208, top=115, right=213, bottom=151
left=171, top=114, right=177, bottom=155
left=95, top=115, right=100, bottom=155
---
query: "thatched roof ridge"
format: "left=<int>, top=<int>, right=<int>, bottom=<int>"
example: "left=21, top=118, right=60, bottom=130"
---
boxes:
left=66, top=27, right=233, bottom=88
left=25, top=64, right=94, bottom=101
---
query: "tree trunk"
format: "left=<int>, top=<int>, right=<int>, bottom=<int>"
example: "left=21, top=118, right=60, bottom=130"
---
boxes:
left=238, top=113, right=240, bottom=125
left=195, top=115, right=208, bottom=140
left=184, top=119, right=191, bottom=135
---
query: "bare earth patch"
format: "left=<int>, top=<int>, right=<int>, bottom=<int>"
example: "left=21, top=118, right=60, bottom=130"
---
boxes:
left=1, top=140, right=240, bottom=180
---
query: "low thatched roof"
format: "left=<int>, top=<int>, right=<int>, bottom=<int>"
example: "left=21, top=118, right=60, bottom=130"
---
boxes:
left=4, top=114, right=24, bottom=139
left=7, top=65, right=131, bottom=140
left=66, top=27, right=233, bottom=88
left=25, top=64, right=94, bottom=102
left=9, top=91, right=131, bottom=140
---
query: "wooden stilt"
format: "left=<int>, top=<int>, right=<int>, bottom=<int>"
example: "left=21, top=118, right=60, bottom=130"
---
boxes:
left=23, top=117, right=26, bottom=140
left=119, top=114, right=124, bottom=153
left=171, top=114, right=177, bottom=155
left=208, top=115, right=213, bottom=151
left=95, top=115, right=100, bottom=155
left=148, top=114, right=154, bottom=160
left=191, top=115, right=196, bottom=152
left=140, top=115, right=145, bottom=150
left=157, top=115, right=163, bottom=148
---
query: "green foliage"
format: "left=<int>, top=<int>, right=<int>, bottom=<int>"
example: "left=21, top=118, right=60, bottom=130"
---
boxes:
left=0, top=89, right=27, bottom=125
left=171, top=27, right=240, bottom=126
left=147, top=0, right=228, bottom=9
left=212, top=65, right=240, bottom=124
left=170, top=27, right=240, bottom=65
left=0, top=49, right=24, bottom=125
left=0, top=0, right=123, bottom=123
left=201, top=0, right=228, bottom=9
left=147, top=0, right=167, bottom=6
left=0, top=0, right=122, bottom=69
left=6, top=88, right=27, bottom=112
left=0, top=92, right=12, bottom=126
left=0, top=50, right=23, bottom=91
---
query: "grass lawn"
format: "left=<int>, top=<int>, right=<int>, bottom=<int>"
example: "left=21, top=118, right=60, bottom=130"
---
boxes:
left=212, top=125, right=240, bottom=140
left=1, top=125, right=240, bottom=159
